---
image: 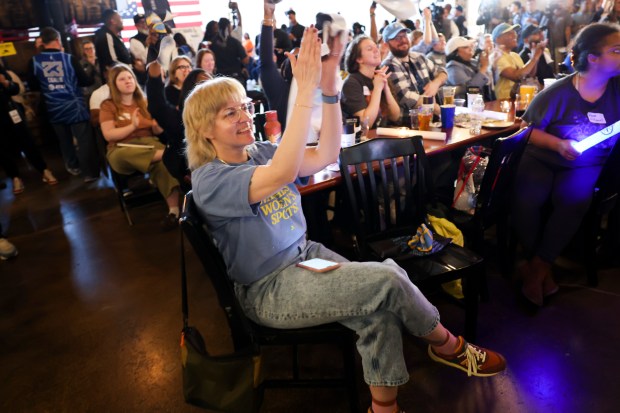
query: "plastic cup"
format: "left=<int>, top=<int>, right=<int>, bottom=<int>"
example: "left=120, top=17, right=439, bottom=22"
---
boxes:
left=519, top=84, right=537, bottom=103
left=469, top=118, right=482, bottom=135
left=409, top=108, right=419, bottom=129
left=359, top=116, right=370, bottom=141
left=442, top=86, right=456, bottom=105
left=454, top=98, right=466, bottom=107
left=440, top=105, right=455, bottom=129
left=499, top=99, right=513, bottom=121
left=417, top=107, right=433, bottom=131
left=467, top=93, right=482, bottom=109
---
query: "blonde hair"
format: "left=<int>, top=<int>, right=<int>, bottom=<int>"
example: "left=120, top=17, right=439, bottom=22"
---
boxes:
left=168, top=55, right=192, bottom=86
left=106, top=63, right=150, bottom=120
left=183, top=77, right=246, bottom=170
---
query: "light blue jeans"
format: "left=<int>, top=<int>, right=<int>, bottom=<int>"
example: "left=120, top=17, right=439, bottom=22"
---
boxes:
left=235, top=240, right=440, bottom=387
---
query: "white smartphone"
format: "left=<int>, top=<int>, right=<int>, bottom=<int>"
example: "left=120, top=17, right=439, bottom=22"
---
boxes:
left=296, top=258, right=341, bottom=272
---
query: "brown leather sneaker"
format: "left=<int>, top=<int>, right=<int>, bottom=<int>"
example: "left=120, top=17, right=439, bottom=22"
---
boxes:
left=428, top=336, right=506, bottom=377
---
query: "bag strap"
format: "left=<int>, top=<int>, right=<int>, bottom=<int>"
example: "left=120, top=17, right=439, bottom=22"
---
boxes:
left=452, top=153, right=484, bottom=209
left=181, top=226, right=189, bottom=330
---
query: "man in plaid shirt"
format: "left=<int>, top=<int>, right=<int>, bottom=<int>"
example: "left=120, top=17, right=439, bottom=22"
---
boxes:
left=381, top=22, right=447, bottom=125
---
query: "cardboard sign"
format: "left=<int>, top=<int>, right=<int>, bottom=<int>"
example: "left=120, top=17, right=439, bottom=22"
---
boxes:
left=0, top=42, right=17, bottom=57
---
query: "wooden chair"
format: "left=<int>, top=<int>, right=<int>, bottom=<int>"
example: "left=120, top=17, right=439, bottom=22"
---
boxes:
left=338, top=137, right=484, bottom=341
left=180, top=192, right=360, bottom=412
left=451, top=126, right=533, bottom=277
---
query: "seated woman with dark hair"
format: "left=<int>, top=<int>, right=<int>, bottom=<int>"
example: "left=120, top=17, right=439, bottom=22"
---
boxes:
left=514, top=23, right=620, bottom=306
left=99, top=63, right=181, bottom=230
left=444, top=36, right=491, bottom=100
left=341, top=35, right=400, bottom=128
left=183, top=20, right=506, bottom=413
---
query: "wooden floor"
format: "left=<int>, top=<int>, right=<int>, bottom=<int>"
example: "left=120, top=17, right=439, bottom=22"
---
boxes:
left=1, top=145, right=620, bottom=413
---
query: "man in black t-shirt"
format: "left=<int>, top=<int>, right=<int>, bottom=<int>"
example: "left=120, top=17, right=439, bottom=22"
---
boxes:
left=94, top=9, right=131, bottom=75
left=285, top=9, right=305, bottom=49
left=453, top=6, right=467, bottom=36
left=519, top=25, right=555, bottom=85
left=211, top=18, right=249, bottom=84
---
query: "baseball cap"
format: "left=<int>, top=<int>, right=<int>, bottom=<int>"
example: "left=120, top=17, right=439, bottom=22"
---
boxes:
left=521, top=24, right=542, bottom=40
left=455, top=5, right=464, bottom=12
left=445, top=36, right=476, bottom=55
left=492, top=22, right=520, bottom=43
left=285, top=9, right=296, bottom=16
left=146, top=13, right=167, bottom=34
left=133, top=13, right=145, bottom=25
left=382, top=22, right=411, bottom=43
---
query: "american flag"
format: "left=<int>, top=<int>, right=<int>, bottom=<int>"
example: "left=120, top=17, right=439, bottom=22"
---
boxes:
left=118, top=0, right=139, bottom=19
left=116, top=0, right=204, bottom=43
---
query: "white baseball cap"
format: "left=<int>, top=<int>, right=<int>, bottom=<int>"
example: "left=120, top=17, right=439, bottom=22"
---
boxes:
left=445, top=36, right=476, bottom=55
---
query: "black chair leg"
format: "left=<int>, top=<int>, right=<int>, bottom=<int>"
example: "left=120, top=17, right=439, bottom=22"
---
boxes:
left=463, top=267, right=480, bottom=342
left=584, top=212, right=600, bottom=287
left=341, top=336, right=360, bottom=413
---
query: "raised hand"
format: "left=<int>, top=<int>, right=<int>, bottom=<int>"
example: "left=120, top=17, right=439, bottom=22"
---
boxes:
left=157, top=35, right=176, bottom=71
left=264, top=0, right=276, bottom=18
left=287, top=27, right=321, bottom=95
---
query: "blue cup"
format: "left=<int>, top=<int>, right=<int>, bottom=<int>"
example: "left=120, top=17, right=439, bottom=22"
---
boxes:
left=440, top=105, right=456, bottom=129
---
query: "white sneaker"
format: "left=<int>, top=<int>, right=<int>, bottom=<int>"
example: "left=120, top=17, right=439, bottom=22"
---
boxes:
left=0, top=238, right=18, bottom=260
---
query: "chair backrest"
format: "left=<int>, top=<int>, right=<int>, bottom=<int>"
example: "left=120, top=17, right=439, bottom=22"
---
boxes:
left=254, top=112, right=267, bottom=141
left=593, top=138, right=620, bottom=206
left=475, top=126, right=532, bottom=229
left=180, top=192, right=254, bottom=350
left=339, top=137, right=429, bottom=246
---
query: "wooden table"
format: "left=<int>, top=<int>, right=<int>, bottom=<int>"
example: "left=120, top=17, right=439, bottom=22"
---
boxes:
left=299, top=101, right=519, bottom=245
left=299, top=121, right=520, bottom=196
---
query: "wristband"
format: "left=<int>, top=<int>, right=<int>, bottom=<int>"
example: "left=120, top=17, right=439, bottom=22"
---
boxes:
left=321, top=93, right=340, bottom=104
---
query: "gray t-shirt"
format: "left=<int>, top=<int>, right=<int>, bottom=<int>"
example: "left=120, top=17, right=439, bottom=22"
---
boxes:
left=523, top=74, right=620, bottom=167
left=192, top=142, right=307, bottom=285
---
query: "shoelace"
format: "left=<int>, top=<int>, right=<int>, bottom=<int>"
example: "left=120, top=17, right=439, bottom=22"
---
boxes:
left=463, top=343, right=487, bottom=377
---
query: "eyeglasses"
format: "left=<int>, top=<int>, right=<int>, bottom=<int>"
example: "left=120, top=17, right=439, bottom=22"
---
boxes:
left=389, top=33, right=409, bottom=42
left=176, top=65, right=191, bottom=71
left=222, top=100, right=255, bottom=123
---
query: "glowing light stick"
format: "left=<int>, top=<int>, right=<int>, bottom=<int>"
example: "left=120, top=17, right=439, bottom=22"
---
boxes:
left=573, top=120, right=620, bottom=152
